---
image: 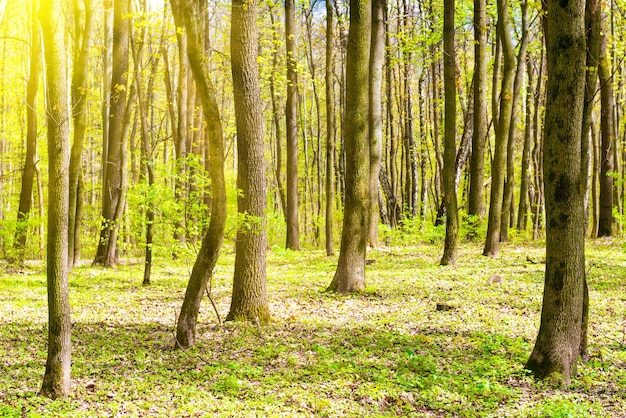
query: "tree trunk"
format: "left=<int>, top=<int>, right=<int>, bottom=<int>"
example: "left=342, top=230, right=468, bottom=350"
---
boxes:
left=468, top=0, right=487, bottom=219
left=597, top=17, right=615, bottom=237
left=327, top=0, right=370, bottom=293
left=517, top=57, right=533, bottom=231
left=483, top=0, right=515, bottom=257
left=94, top=0, right=131, bottom=267
left=68, top=0, right=94, bottom=269
left=285, top=0, right=300, bottom=250
left=440, top=0, right=458, bottom=266
left=38, top=0, right=72, bottom=398
left=581, top=0, right=600, bottom=230
left=368, top=0, right=384, bottom=248
left=171, top=0, right=227, bottom=347
left=501, top=0, right=529, bottom=242
left=226, top=0, right=270, bottom=323
left=526, top=0, right=586, bottom=384
left=268, top=6, right=287, bottom=218
left=14, top=0, right=42, bottom=266
left=325, top=0, right=336, bottom=256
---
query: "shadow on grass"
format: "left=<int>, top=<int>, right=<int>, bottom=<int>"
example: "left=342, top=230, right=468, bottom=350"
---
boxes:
left=1, top=319, right=533, bottom=416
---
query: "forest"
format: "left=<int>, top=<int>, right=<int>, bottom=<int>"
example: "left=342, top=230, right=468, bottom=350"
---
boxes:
left=1, top=0, right=626, bottom=415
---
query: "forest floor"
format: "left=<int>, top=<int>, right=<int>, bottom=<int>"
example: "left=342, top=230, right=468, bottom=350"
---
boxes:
left=1, top=238, right=626, bottom=417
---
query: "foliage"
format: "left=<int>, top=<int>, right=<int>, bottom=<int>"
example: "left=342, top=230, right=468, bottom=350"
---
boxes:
left=2, top=240, right=625, bottom=416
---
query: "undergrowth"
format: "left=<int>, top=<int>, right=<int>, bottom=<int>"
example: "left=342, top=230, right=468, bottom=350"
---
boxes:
left=1, top=239, right=625, bottom=416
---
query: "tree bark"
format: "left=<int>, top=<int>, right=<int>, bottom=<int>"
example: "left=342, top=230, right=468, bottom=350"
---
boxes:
left=483, top=0, right=515, bottom=257
left=526, top=0, right=586, bottom=384
left=68, top=0, right=94, bottom=269
left=325, top=0, right=336, bottom=256
left=94, top=0, right=131, bottom=267
left=501, top=0, right=530, bottom=242
left=14, top=0, right=42, bottom=266
left=226, top=0, right=270, bottom=323
left=38, top=0, right=72, bottom=398
left=171, top=0, right=228, bottom=347
left=597, top=15, right=615, bottom=237
left=440, top=0, right=458, bottom=266
left=285, top=0, right=300, bottom=250
left=368, top=0, right=384, bottom=248
left=468, top=0, right=487, bottom=219
left=327, top=0, right=370, bottom=293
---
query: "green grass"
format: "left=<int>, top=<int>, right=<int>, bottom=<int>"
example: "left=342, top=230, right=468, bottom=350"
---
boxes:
left=1, top=239, right=625, bottom=416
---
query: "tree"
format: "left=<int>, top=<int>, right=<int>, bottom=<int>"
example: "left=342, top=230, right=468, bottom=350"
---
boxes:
left=326, top=0, right=370, bottom=293
left=38, top=0, right=72, bottom=398
left=440, top=0, right=458, bottom=266
left=324, top=0, right=335, bottom=256
left=468, top=0, right=487, bottom=220
left=68, top=0, right=95, bottom=268
left=171, top=0, right=227, bottom=348
left=285, top=0, right=300, bottom=250
left=94, top=0, right=131, bottom=266
left=597, top=11, right=615, bottom=237
left=13, top=0, right=42, bottom=266
left=226, top=0, right=270, bottom=323
left=368, top=0, right=384, bottom=248
left=526, top=0, right=586, bottom=383
left=483, top=0, right=515, bottom=257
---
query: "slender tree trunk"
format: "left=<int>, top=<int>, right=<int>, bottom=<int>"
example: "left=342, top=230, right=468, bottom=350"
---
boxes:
left=526, top=0, right=586, bottom=384
left=14, top=0, right=42, bottom=266
left=68, top=0, right=94, bottom=269
left=285, top=0, right=300, bottom=250
left=483, top=0, right=515, bottom=257
left=226, top=0, right=270, bottom=323
left=501, top=0, right=529, bottom=241
left=368, top=0, right=384, bottom=248
left=38, top=0, right=71, bottom=398
left=581, top=0, right=600, bottom=229
left=94, top=0, right=131, bottom=267
left=597, top=16, right=615, bottom=237
left=268, top=6, right=287, bottom=218
left=468, top=0, right=487, bottom=219
left=325, top=0, right=336, bottom=256
left=517, top=58, right=534, bottom=231
left=171, top=0, right=227, bottom=347
left=441, top=0, right=458, bottom=266
left=327, top=0, right=371, bottom=293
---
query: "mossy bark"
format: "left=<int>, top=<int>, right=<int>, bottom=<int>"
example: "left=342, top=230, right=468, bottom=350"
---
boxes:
left=526, top=0, right=586, bottom=384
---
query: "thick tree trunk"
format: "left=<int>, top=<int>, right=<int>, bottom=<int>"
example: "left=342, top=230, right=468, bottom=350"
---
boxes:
left=327, top=0, right=370, bottom=293
left=170, top=0, right=227, bottom=347
left=368, top=0, right=384, bottom=248
left=94, top=0, right=131, bottom=267
left=325, top=0, right=335, bottom=256
left=440, top=0, right=458, bottom=266
left=526, top=0, right=586, bottom=384
left=38, top=0, right=72, bottom=398
left=468, top=0, right=487, bottom=219
left=226, top=0, right=270, bottom=323
left=285, top=0, right=300, bottom=250
left=483, top=0, right=515, bottom=257
left=14, top=0, right=42, bottom=266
